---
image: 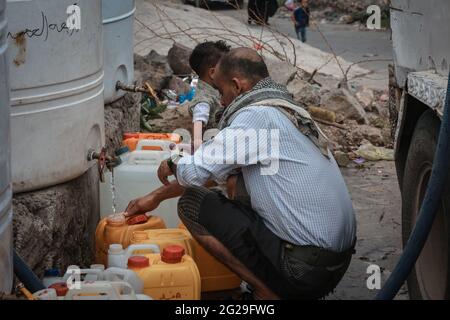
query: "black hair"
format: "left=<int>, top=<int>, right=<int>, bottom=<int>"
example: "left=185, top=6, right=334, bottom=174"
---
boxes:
left=189, top=40, right=231, bottom=77
left=218, top=50, right=269, bottom=84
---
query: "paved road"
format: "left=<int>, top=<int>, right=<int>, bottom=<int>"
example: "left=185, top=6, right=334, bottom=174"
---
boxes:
left=193, top=1, right=393, bottom=91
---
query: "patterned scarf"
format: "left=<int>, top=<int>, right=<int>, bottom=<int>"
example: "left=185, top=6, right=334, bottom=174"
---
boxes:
left=218, top=77, right=330, bottom=158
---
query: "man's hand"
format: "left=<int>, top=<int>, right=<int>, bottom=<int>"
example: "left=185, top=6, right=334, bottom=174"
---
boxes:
left=157, top=160, right=173, bottom=185
left=124, top=181, right=186, bottom=217
left=124, top=193, right=160, bottom=217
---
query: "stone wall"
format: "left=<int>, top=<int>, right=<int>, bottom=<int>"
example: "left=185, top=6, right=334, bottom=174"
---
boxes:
left=104, top=92, right=141, bottom=155
left=13, top=166, right=100, bottom=278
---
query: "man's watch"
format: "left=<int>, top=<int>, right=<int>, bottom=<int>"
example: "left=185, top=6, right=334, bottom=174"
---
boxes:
left=167, top=154, right=182, bottom=175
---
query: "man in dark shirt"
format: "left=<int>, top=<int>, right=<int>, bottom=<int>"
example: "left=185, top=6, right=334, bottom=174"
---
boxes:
left=291, top=0, right=310, bottom=42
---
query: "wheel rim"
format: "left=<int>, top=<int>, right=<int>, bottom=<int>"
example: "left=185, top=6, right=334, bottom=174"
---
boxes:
left=412, top=163, right=448, bottom=299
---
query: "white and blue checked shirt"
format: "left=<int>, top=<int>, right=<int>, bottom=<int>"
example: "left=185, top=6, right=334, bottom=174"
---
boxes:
left=177, top=106, right=356, bottom=252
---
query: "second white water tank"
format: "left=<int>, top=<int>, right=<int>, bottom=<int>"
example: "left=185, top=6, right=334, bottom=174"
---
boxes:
left=7, top=0, right=105, bottom=192
left=102, top=0, right=135, bottom=103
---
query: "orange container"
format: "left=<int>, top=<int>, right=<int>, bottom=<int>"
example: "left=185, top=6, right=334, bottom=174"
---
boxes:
left=95, top=213, right=166, bottom=266
left=130, top=229, right=194, bottom=256
left=122, top=133, right=181, bottom=152
left=128, top=245, right=201, bottom=300
left=176, top=224, right=241, bottom=292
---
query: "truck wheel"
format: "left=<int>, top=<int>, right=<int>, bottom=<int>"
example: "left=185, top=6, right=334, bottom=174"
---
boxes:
left=402, top=110, right=450, bottom=300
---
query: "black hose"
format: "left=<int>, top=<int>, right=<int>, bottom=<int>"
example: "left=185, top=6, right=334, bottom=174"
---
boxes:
left=376, top=72, right=450, bottom=300
left=13, top=250, right=45, bottom=293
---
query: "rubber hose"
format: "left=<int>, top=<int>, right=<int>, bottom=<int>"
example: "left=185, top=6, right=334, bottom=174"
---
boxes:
left=376, top=72, right=450, bottom=300
left=13, top=250, right=45, bottom=293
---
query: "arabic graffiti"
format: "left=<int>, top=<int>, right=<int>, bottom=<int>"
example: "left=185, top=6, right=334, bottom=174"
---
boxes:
left=7, top=10, right=80, bottom=42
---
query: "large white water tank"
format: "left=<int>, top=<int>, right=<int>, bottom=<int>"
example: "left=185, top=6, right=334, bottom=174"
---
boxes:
left=0, top=0, right=13, bottom=294
left=6, top=0, right=105, bottom=193
left=102, top=0, right=135, bottom=103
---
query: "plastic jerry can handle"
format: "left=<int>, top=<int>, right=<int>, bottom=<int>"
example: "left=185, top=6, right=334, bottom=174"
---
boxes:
left=127, top=150, right=168, bottom=165
left=136, top=139, right=174, bottom=152
left=126, top=244, right=160, bottom=258
left=64, top=281, right=136, bottom=300
left=62, top=268, right=104, bottom=282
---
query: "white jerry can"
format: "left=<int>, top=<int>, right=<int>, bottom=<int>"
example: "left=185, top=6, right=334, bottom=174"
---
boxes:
left=100, top=140, right=180, bottom=227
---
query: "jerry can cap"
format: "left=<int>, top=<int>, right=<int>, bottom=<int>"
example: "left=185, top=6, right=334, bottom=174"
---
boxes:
left=49, top=282, right=69, bottom=297
left=128, top=256, right=150, bottom=268
left=123, top=133, right=139, bottom=140
left=127, top=214, right=149, bottom=225
left=161, top=245, right=185, bottom=264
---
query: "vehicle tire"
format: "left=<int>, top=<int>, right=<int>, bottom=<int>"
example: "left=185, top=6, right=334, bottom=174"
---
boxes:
left=402, top=110, right=450, bottom=300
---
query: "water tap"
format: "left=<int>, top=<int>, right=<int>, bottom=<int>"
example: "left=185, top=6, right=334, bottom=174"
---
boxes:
left=87, top=147, right=122, bottom=182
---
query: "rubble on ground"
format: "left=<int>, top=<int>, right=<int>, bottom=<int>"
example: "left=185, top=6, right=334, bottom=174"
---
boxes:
left=133, top=43, right=393, bottom=166
left=131, top=1, right=393, bottom=167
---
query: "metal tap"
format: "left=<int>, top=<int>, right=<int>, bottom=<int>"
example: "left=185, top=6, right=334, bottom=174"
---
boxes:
left=87, top=147, right=121, bottom=182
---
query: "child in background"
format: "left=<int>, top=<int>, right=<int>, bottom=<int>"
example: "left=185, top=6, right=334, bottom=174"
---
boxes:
left=188, top=40, right=231, bottom=151
left=292, top=0, right=310, bottom=43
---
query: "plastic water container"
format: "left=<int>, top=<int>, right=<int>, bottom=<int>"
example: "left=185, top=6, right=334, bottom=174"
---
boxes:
left=104, top=267, right=144, bottom=294
left=122, top=133, right=181, bottom=152
left=95, top=213, right=166, bottom=266
left=99, top=142, right=180, bottom=227
left=107, top=243, right=160, bottom=269
left=128, top=245, right=201, bottom=300
left=43, top=266, right=106, bottom=288
left=130, top=229, right=195, bottom=257
left=34, top=281, right=152, bottom=300
left=179, top=223, right=241, bottom=292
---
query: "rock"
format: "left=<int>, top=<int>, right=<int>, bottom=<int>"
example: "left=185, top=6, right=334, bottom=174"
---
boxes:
left=357, top=125, right=385, bottom=146
left=134, top=51, right=173, bottom=91
left=334, top=151, right=351, bottom=167
left=308, top=105, right=336, bottom=123
left=104, top=92, right=141, bottom=156
left=266, top=59, right=298, bottom=86
left=167, top=43, right=193, bottom=75
left=354, top=143, right=394, bottom=161
left=13, top=167, right=100, bottom=278
left=287, top=78, right=321, bottom=106
left=320, top=88, right=369, bottom=124
left=147, top=103, right=193, bottom=134
left=356, top=88, right=375, bottom=111
left=339, top=14, right=354, bottom=24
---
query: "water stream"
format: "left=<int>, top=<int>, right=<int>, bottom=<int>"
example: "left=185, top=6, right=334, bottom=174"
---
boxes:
left=109, top=168, right=117, bottom=214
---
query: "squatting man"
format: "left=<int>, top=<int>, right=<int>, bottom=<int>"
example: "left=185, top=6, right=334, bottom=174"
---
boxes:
left=125, top=47, right=356, bottom=300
